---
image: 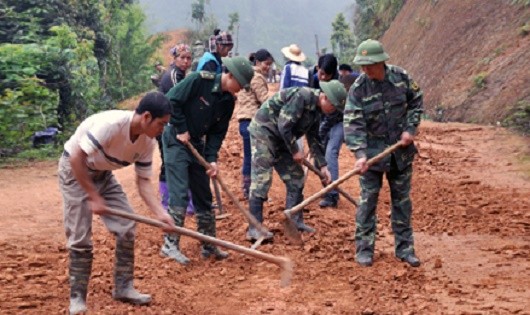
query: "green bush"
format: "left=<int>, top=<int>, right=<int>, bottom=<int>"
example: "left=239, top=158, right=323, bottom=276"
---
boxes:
left=512, top=0, right=530, bottom=7
left=0, top=1, right=163, bottom=159
left=503, top=100, right=530, bottom=135
left=472, top=72, right=488, bottom=89
left=0, top=44, right=59, bottom=156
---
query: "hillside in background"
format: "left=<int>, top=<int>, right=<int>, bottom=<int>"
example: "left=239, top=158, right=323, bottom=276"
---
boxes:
left=139, top=0, right=352, bottom=62
left=382, top=0, right=530, bottom=128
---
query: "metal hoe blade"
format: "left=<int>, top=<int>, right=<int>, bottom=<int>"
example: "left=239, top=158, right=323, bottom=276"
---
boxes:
left=282, top=213, right=303, bottom=245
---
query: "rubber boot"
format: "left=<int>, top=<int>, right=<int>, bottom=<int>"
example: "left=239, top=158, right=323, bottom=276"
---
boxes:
left=242, top=175, right=251, bottom=200
left=186, top=190, right=195, bottom=216
left=197, top=206, right=229, bottom=260
left=69, top=250, right=92, bottom=315
left=356, top=240, right=374, bottom=267
left=246, top=197, right=274, bottom=241
left=159, top=181, right=169, bottom=209
left=286, top=192, right=315, bottom=233
left=319, top=192, right=339, bottom=208
left=160, top=206, right=190, bottom=265
left=112, top=237, right=151, bottom=305
left=356, top=251, right=373, bottom=267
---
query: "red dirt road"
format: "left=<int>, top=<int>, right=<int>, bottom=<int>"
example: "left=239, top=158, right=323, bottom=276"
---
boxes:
left=1, top=119, right=529, bottom=314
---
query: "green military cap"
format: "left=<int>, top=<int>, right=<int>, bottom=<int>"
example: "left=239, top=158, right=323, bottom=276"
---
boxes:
left=353, top=39, right=390, bottom=65
left=222, top=56, right=254, bottom=91
left=320, top=80, right=347, bottom=113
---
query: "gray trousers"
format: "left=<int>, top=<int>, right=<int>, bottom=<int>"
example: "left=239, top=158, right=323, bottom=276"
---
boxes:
left=58, top=155, right=136, bottom=252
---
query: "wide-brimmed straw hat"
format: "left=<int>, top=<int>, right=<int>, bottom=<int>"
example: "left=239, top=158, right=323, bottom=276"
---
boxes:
left=281, top=44, right=306, bottom=62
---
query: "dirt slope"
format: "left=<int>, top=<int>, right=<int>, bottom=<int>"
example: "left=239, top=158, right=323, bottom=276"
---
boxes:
left=382, top=0, right=530, bottom=124
left=1, top=110, right=529, bottom=314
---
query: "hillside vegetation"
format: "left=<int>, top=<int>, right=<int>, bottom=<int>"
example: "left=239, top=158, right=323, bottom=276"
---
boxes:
left=0, top=0, right=163, bottom=158
left=381, top=0, right=530, bottom=133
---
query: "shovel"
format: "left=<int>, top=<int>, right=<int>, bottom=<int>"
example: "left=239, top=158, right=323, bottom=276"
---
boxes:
left=185, top=142, right=273, bottom=245
left=283, top=141, right=404, bottom=243
left=105, top=207, right=293, bottom=287
left=302, top=159, right=359, bottom=208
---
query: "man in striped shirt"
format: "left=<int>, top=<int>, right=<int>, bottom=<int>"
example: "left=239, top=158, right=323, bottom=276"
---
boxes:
left=58, top=92, right=175, bottom=314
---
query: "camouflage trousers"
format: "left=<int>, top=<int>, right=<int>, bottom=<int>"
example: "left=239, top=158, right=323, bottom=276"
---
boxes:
left=355, top=159, right=415, bottom=259
left=249, top=130, right=305, bottom=201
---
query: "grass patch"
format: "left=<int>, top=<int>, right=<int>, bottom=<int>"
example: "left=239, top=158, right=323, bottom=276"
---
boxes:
left=0, top=145, right=62, bottom=168
left=512, top=0, right=530, bottom=7
left=502, top=100, right=530, bottom=135
left=469, top=72, right=488, bottom=96
left=472, top=72, right=488, bottom=89
left=519, top=23, right=530, bottom=36
left=415, top=17, right=431, bottom=28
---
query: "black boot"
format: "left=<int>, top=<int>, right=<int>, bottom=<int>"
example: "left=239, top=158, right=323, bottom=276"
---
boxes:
left=286, top=192, right=315, bottom=233
left=197, top=206, right=229, bottom=260
left=319, top=192, right=339, bottom=208
left=246, top=197, right=273, bottom=241
left=69, top=250, right=92, bottom=315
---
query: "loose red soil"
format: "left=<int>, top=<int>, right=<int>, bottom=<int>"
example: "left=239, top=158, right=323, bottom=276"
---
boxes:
left=1, top=113, right=529, bottom=314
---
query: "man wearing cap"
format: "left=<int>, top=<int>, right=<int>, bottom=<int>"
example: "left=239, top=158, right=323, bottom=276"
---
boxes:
left=245, top=80, right=347, bottom=241
left=160, top=56, right=254, bottom=264
left=344, top=39, right=423, bottom=268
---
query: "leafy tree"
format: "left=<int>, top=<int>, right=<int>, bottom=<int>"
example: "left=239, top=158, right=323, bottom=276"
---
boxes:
left=0, top=24, right=99, bottom=156
left=227, top=12, right=239, bottom=32
left=191, top=0, right=209, bottom=31
left=352, top=0, right=404, bottom=45
left=0, top=0, right=163, bottom=158
left=103, top=2, right=164, bottom=101
left=188, top=0, right=218, bottom=47
left=228, top=12, right=240, bottom=54
left=330, top=13, right=356, bottom=64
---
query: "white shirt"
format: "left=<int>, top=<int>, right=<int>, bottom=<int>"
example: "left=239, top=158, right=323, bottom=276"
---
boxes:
left=64, top=110, right=155, bottom=179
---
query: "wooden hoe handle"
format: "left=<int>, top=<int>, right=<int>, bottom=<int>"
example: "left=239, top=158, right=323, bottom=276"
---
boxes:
left=285, top=142, right=403, bottom=217
left=184, top=142, right=271, bottom=236
left=105, top=207, right=293, bottom=287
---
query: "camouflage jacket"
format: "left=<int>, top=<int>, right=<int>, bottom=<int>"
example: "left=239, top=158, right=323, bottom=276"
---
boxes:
left=344, top=64, right=423, bottom=171
left=250, top=87, right=327, bottom=168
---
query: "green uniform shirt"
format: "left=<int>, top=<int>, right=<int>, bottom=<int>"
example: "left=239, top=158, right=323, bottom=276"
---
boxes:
left=251, top=86, right=327, bottom=168
left=344, top=64, right=423, bottom=171
left=166, top=71, right=235, bottom=163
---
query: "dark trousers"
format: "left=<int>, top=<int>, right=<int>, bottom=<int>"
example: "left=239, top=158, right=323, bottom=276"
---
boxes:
left=163, top=140, right=212, bottom=212
left=239, top=120, right=252, bottom=177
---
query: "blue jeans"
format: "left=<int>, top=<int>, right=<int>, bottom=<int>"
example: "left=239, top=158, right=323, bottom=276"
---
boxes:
left=239, top=120, right=252, bottom=177
left=325, top=122, right=344, bottom=197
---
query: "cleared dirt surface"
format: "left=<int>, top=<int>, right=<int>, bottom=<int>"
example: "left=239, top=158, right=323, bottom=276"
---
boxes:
left=1, top=114, right=529, bottom=314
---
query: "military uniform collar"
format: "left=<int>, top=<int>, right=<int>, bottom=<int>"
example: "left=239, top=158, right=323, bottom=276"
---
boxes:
left=211, top=73, right=223, bottom=94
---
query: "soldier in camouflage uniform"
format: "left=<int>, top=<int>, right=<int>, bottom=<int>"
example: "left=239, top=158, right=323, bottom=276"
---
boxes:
left=161, top=57, right=254, bottom=264
left=246, top=80, right=347, bottom=241
left=344, top=39, right=423, bottom=267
